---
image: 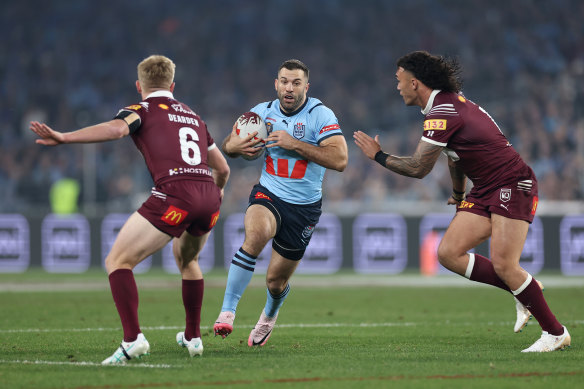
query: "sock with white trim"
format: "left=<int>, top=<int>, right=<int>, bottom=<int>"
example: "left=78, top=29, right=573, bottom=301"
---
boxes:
left=513, top=275, right=563, bottom=335
left=465, top=253, right=510, bottom=292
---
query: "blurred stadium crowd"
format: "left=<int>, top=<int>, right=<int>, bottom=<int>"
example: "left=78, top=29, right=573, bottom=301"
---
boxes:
left=1, top=0, right=583, bottom=215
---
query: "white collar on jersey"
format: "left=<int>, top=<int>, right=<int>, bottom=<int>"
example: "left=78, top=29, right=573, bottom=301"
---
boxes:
left=421, top=89, right=441, bottom=115
left=145, top=90, right=174, bottom=99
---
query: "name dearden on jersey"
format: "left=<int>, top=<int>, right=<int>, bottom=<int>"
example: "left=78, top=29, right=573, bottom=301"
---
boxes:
left=168, top=114, right=199, bottom=126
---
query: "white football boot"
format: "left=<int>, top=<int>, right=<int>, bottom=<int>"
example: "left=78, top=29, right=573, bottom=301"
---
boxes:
left=521, top=326, right=571, bottom=352
left=101, top=333, right=150, bottom=365
left=176, top=332, right=203, bottom=357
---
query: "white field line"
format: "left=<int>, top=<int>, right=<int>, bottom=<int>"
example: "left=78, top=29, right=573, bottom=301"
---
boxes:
left=2, top=320, right=584, bottom=334
left=0, top=359, right=172, bottom=368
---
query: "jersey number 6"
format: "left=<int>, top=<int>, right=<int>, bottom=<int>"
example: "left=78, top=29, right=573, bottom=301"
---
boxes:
left=179, top=127, right=201, bottom=165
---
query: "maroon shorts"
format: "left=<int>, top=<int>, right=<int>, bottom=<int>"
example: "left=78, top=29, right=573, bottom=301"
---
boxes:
left=457, top=171, right=538, bottom=223
left=137, top=179, right=222, bottom=237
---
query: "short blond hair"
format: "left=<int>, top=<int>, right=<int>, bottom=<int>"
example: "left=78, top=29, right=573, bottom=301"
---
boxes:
left=137, top=55, right=175, bottom=90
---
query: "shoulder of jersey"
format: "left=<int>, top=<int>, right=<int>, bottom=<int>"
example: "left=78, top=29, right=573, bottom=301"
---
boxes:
left=427, top=93, right=459, bottom=118
left=251, top=100, right=276, bottom=113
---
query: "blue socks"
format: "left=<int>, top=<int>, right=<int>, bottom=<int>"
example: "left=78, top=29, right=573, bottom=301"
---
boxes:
left=221, top=248, right=257, bottom=313
left=264, top=283, right=290, bottom=318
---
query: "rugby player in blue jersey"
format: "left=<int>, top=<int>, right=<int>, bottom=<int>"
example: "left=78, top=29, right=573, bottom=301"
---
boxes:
left=214, top=59, right=348, bottom=346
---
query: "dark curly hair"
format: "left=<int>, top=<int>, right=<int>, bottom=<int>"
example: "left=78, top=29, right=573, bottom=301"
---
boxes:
left=396, top=51, right=462, bottom=93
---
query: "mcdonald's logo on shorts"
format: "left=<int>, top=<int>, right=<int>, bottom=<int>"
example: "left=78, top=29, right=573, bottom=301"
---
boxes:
left=161, top=205, right=188, bottom=226
left=209, top=210, right=220, bottom=229
left=531, top=196, right=538, bottom=215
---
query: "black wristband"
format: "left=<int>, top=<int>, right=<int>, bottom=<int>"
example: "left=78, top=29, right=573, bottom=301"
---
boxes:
left=452, top=190, right=465, bottom=202
left=374, top=150, right=389, bottom=167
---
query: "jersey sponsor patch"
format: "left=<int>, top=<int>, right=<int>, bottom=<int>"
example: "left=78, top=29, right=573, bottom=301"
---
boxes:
left=319, top=124, right=340, bottom=134
left=161, top=205, right=189, bottom=226
left=458, top=200, right=475, bottom=209
left=158, top=104, right=169, bottom=110
left=255, top=192, right=272, bottom=201
left=126, top=104, right=142, bottom=110
left=423, top=119, right=447, bottom=131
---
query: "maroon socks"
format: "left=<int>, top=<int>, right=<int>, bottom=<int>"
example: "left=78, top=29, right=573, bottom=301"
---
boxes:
left=108, top=269, right=141, bottom=342
left=182, top=279, right=204, bottom=340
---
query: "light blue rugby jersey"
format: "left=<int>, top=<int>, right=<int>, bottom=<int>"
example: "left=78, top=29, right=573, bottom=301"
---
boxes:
left=251, top=97, right=343, bottom=204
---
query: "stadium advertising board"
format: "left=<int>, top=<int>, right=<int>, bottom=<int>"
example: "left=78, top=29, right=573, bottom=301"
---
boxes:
left=0, top=213, right=580, bottom=275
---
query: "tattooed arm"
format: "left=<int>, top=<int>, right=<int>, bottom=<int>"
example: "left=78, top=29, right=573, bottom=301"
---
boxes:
left=353, top=131, right=443, bottom=179
left=381, top=140, right=443, bottom=179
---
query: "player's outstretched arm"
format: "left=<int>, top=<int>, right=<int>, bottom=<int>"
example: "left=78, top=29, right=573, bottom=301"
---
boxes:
left=353, top=130, right=381, bottom=159
left=265, top=131, right=348, bottom=172
left=30, top=119, right=130, bottom=146
left=29, top=121, right=66, bottom=146
left=354, top=130, right=442, bottom=179
left=221, top=122, right=263, bottom=158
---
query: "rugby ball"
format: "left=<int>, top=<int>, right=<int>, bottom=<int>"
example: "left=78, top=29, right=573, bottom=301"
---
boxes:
left=236, top=112, right=268, bottom=161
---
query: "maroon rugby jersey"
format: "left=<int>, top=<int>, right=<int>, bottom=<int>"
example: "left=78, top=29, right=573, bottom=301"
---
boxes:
left=420, top=90, right=529, bottom=196
left=115, top=91, right=215, bottom=185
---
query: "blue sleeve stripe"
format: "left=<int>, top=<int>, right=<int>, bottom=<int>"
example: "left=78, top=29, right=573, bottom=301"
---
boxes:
left=317, top=132, right=343, bottom=144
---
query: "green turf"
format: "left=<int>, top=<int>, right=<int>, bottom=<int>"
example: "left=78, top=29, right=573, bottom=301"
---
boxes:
left=0, top=271, right=582, bottom=388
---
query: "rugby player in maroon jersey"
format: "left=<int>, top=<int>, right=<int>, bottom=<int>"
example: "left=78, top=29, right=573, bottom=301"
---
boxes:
left=354, top=51, right=570, bottom=352
left=30, top=55, right=230, bottom=363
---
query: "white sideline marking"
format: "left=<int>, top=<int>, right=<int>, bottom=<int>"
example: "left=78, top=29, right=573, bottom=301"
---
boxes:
left=0, top=359, right=172, bottom=368
left=2, top=320, right=584, bottom=334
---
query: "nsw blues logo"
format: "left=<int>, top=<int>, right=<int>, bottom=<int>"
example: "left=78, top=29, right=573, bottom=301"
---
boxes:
left=302, top=225, right=315, bottom=239
left=293, top=122, right=305, bottom=139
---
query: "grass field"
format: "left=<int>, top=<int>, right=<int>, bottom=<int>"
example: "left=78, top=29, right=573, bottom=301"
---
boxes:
left=0, top=270, right=582, bottom=388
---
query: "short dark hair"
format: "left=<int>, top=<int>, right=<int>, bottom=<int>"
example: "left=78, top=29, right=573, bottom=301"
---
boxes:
left=397, top=51, right=462, bottom=93
left=279, top=59, right=309, bottom=80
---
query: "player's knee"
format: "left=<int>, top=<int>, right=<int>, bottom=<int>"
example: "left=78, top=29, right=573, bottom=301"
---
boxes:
left=266, top=276, right=287, bottom=295
left=437, top=241, right=455, bottom=267
left=105, top=255, right=129, bottom=273
left=173, top=246, right=197, bottom=269
left=491, top=257, right=515, bottom=277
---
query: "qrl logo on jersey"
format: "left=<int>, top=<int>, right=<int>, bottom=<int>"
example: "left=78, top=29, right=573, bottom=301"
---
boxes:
left=500, top=188, right=512, bottom=202
left=161, top=205, right=189, bottom=226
